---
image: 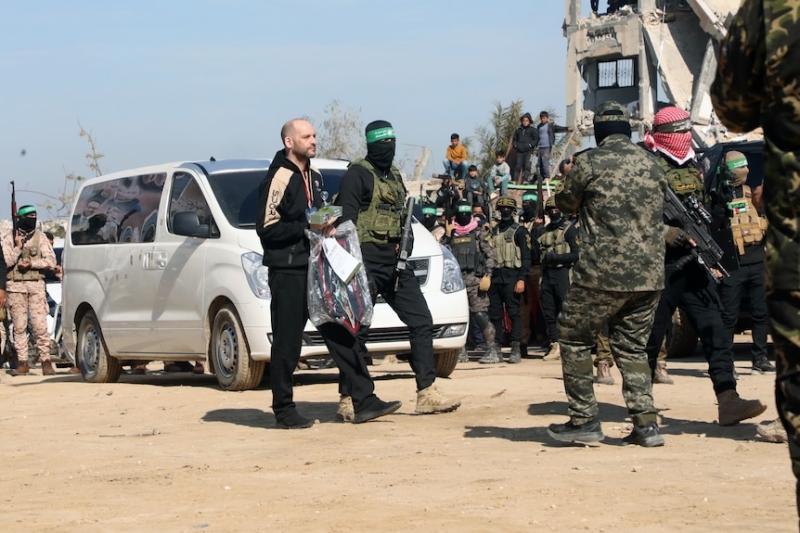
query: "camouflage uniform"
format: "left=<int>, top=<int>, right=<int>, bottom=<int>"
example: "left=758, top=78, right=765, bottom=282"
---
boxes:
left=1, top=230, right=57, bottom=367
left=554, top=102, right=667, bottom=427
left=710, top=0, right=800, bottom=515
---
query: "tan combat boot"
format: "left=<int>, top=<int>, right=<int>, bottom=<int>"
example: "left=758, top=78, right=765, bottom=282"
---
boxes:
left=594, top=361, right=614, bottom=385
left=543, top=342, right=561, bottom=361
left=717, top=389, right=767, bottom=426
left=11, top=361, right=30, bottom=376
left=41, top=360, right=56, bottom=376
left=416, top=384, right=461, bottom=414
left=336, top=395, right=355, bottom=423
left=653, top=361, right=674, bottom=385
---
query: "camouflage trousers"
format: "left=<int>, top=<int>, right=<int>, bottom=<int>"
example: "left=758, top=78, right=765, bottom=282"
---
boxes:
left=464, top=272, right=490, bottom=313
left=557, top=286, right=660, bottom=426
left=8, top=282, right=50, bottom=363
left=765, top=289, right=800, bottom=514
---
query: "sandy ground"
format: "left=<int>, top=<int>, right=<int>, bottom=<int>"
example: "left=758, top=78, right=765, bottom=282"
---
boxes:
left=0, top=338, right=795, bottom=533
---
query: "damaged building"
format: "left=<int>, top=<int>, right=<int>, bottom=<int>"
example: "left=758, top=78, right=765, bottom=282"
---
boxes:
left=564, top=0, right=760, bottom=147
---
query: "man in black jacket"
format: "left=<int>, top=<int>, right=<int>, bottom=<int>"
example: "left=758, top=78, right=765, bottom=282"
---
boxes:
left=335, top=120, right=461, bottom=415
left=513, top=112, right=539, bottom=185
left=256, top=118, right=401, bottom=429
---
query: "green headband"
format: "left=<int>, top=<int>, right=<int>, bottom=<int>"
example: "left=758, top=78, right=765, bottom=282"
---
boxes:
left=457, top=205, right=472, bottom=213
left=366, top=127, right=396, bottom=144
left=726, top=157, right=748, bottom=170
left=653, top=118, right=692, bottom=133
left=522, top=193, right=539, bottom=202
left=17, top=206, right=36, bottom=216
left=422, top=207, right=437, bottom=215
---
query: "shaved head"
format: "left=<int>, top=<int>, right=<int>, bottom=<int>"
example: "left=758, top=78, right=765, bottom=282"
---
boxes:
left=280, top=118, right=316, bottom=167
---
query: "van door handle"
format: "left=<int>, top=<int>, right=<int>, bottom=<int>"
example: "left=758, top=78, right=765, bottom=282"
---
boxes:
left=154, top=251, right=168, bottom=269
left=143, top=251, right=168, bottom=270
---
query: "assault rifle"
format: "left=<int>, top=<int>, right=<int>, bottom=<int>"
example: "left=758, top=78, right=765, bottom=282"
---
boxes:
left=10, top=180, right=17, bottom=236
left=394, top=196, right=416, bottom=290
left=663, top=187, right=730, bottom=281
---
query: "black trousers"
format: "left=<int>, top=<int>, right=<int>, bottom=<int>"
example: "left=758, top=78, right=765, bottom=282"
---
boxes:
left=644, top=262, right=736, bottom=395
left=515, top=151, right=532, bottom=184
left=540, top=267, right=571, bottom=343
left=352, top=260, right=436, bottom=392
left=488, top=276, right=522, bottom=344
left=718, top=261, right=769, bottom=362
left=269, top=269, right=377, bottom=421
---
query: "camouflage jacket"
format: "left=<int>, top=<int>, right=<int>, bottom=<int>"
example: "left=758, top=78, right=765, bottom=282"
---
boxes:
left=710, top=0, right=800, bottom=290
left=556, top=134, right=667, bottom=292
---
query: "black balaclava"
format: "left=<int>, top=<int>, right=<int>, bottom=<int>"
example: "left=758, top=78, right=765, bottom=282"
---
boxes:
left=365, top=120, right=396, bottom=171
left=455, top=201, right=472, bottom=226
left=499, top=207, right=515, bottom=224
left=421, top=205, right=438, bottom=230
left=523, top=203, right=537, bottom=220
left=594, top=121, right=631, bottom=145
left=545, top=206, right=562, bottom=224
left=17, top=205, right=37, bottom=232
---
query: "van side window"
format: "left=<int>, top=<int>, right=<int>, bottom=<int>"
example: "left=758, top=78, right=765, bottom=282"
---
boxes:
left=168, top=172, right=214, bottom=238
left=71, top=173, right=164, bottom=245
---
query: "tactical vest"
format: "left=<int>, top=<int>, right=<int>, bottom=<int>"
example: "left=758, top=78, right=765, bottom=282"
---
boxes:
left=451, top=232, right=480, bottom=273
left=729, top=184, right=768, bottom=255
left=492, top=223, right=522, bottom=269
left=352, top=158, right=406, bottom=245
left=537, top=220, right=571, bottom=266
left=8, top=231, right=44, bottom=282
left=661, top=157, right=703, bottom=199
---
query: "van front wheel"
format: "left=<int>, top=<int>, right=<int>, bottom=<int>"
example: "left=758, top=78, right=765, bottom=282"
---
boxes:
left=434, top=349, right=459, bottom=378
left=77, top=311, right=121, bottom=383
left=211, top=305, right=264, bottom=391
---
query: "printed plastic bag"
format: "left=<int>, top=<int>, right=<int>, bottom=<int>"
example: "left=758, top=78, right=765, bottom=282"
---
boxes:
left=306, top=221, right=373, bottom=334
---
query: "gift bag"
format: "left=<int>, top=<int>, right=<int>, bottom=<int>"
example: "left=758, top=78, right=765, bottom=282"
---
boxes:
left=306, top=221, right=373, bottom=335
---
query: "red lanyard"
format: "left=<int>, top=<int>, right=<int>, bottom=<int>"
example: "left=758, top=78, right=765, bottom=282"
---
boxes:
left=302, top=168, right=313, bottom=208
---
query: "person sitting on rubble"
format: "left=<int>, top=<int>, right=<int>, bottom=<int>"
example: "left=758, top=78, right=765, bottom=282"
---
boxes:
left=443, top=133, right=469, bottom=178
left=487, top=151, right=511, bottom=197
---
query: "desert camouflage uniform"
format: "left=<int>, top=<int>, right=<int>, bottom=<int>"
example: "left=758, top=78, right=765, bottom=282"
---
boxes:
left=710, top=0, right=800, bottom=514
left=555, top=126, right=667, bottom=426
left=1, top=230, right=57, bottom=364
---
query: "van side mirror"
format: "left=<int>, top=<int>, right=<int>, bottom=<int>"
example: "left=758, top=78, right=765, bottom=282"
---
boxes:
left=172, top=211, right=210, bottom=238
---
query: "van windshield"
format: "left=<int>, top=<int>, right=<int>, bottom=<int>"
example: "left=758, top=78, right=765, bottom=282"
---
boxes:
left=207, top=168, right=347, bottom=228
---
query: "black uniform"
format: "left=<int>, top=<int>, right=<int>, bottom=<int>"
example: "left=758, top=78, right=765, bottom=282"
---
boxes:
left=256, top=149, right=378, bottom=424
left=710, top=183, right=770, bottom=367
left=335, top=160, right=437, bottom=392
left=539, top=218, right=579, bottom=344
left=488, top=220, right=531, bottom=345
left=643, top=156, right=737, bottom=395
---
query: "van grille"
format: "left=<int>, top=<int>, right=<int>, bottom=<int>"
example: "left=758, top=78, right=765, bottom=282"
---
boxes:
left=302, top=325, right=446, bottom=346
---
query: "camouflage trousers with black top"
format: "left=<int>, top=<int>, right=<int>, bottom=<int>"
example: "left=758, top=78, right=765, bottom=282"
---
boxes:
left=557, top=286, right=661, bottom=426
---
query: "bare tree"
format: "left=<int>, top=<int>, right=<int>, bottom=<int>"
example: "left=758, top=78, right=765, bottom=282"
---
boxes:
left=315, top=99, right=365, bottom=161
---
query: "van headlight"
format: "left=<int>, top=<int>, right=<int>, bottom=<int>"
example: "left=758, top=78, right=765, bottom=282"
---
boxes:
left=440, top=246, right=465, bottom=294
left=241, top=252, right=271, bottom=299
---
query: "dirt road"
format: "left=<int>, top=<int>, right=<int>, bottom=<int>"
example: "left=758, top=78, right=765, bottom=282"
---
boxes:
left=0, top=342, right=794, bottom=533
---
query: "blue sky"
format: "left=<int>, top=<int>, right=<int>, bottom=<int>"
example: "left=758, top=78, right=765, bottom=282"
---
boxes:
left=1, top=1, right=583, bottom=219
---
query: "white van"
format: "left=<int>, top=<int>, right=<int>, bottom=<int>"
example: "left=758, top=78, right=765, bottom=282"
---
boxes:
left=62, top=158, right=469, bottom=390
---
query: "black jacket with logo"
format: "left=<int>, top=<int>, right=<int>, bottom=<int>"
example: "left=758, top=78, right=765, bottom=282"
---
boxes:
left=256, top=149, right=323, bottom=270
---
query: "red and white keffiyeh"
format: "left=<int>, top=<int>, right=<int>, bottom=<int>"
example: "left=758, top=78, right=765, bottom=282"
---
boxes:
left=643, top=107, right=695, bottom=165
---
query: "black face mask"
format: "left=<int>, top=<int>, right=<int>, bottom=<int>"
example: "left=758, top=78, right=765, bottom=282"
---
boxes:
left=18, top=216, right=36, bottom=232
left=422, top=216, right=437, bottom=230
left=455, top=213, right=472, bottom=226
left=366, top=140, right=396, bottom=171
left=523, top=205, right=537, bottom=220
left=499, top=208, right=514, bottom=222
left=546, top=209, right=562, bottom=223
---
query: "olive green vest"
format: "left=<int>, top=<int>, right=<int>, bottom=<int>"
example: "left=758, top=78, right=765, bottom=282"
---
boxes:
left=537, top=220, right=571, bottom=265
left=492, top=223, right=522, bottom=269
left=661, top=158, right=703, bottom=199
left=352, top=158, right=406, bottom=245
left=8, top=231, right=44, bottom=282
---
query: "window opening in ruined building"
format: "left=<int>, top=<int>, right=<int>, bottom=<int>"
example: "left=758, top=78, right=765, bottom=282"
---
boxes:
left=598, top=58, right=635, bottom=88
